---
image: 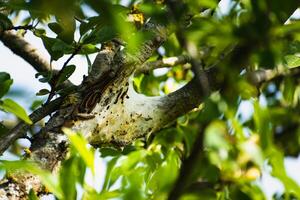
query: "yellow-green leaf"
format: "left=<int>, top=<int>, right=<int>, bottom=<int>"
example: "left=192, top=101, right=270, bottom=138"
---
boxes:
left=0, top=99, right=32, bottom=124
left=63, top=128, right=95, bottom=173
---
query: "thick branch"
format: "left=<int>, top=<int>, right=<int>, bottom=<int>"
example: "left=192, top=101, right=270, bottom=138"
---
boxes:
left=0, top=30, right=75, bottom=89
left=0, top=31, right=52, bottom=74
left=71, top=66, right=218, bottom=146
left=0, top=23, right=171, bottom=198
left=125, top=25, right=169, bottom=66
left=78, top=64, right=299, bottom=146
left=0, top=131, right=68, bottom=199
left=161, top=66, right=300, bottom=122
left=1, top=18, right=299, bottom=197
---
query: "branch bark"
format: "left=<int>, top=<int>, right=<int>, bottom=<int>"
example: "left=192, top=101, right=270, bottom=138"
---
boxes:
left=0, top=23, right=169, bottom=198
left=1, top=17, right=300, bottom=198
left=246, top=66, right=300, bottom=86
left=0, top=31, right=52, bottom=74
left=0, top=97, right=64, bottom=155
left=0, top=30, right=73, bottom=88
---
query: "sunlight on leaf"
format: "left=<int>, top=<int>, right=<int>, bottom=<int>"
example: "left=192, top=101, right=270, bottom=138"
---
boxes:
left=0, top=160, right=62, bottom=198
left=0, top=99, right=32, bottom=124
left=63, top=128, right=95, bottom=173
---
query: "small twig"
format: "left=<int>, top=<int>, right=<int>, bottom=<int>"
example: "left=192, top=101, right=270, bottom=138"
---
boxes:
left=0, top=97, right=64, bottom=155
left=74, top=16, right=85, bottom=23
left=7, top=25, right=34, bottom=31
left=186, top=180, right=232, bottom=192
left=46, top=46, right=81, bottom=103
left=247, top=66, right=300, bottom=86
left=136, top=55, right=191, bottom=74
left=0, top=30, right=75, bottom=89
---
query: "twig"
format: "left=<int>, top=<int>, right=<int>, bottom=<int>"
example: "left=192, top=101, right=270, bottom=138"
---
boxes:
left=0, top=30, right=74, bottom=89
left=7, top=25, right=34, bottom=31
left=247, top=66, right=300, bottom=86
left=0, top=97, right=64, bottom=155
left=136, top=55, right=191, bottom=74
left=46, top=46, right=81, bottom=103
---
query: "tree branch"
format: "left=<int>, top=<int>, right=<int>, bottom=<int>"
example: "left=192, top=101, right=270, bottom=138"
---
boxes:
left=125, top=24, right=169, bottom=66
left=139, top=65, right=300, bottom=140
left=247, top=66, right=300, bottom=86
left=6, top=25, right=34, bottom=31
left=0, top=97, right=64, bottom=155
left=136, top=55, right=191, bottom=74
left=0, top=31, right=52, bottom=74
left=0, top=16, right=299, bottom=197
left=0, top=30, right=75, bottom=89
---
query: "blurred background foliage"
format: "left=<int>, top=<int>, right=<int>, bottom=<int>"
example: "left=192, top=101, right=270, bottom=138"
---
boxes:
left=0, top=0, right=300, bottom=199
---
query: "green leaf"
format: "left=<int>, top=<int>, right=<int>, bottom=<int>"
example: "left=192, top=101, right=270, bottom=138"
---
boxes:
left=0, top=13, right=13, bottom=30
left=100, top=147, right=121, bottom=157
left=35, top=71, right=53, bottom=83
left=28, top=189, right=39, bottom=200
left=180, top=189, right=217, bottom=200
left=38, top=77, right=51, bottom=83
left=96, top=26, right=117, bottom=43
left=79, top=21, right=93, bottom=36
left=102, top=157, right=119, bottom=191
left=59, top=156, right=77, bottom=200
left=82, top=26, right=117, bottom=44
left=0, top=160, right=63, bottom=199
left=41, top=36, right=64, bottom=61
left=30, top=100, right=44, bottom=111
left=0, top=72, right=11, bottom=83
left=284, top=55, right=300, bottom=68
left=253, top=102, right=272, bottom=150
left=40, top=36, right=73, bottom=61
left=63, top=128, right=95, bottom=173
left=56, top=17, right=76, bottom=44
left=268, top=148, right=300, bottom=198
left=57, top=65, right=76, bottom=86
left=82, top=186, right=100, bottom=200
left=147, top=150, right=180, bottom=193
left=0, top=99, right=32, bottom=124
left=238, top=80, right=258, bottom=100
left=36, top=89, right=50, bottom=96
left=281, top=78, right=298, bottom=106
left=205, top=121, right=229, bottom=150
left=98, top=190, right=121, bottom=199
left=81, top=30, right=98, bottom=44
left=79, top=44, right=99, bottom=54
left=109, top=150, right=147, bottom=190
left=0, top=72, right=13, bottom=98
left=34, top=28, right=46, bottom=37
left=123, top=169, right=146, bottom=200
left=48, top=22, right=63, bottom=35
left=0, top=122, right=8, bottom=137
left=267, top=0, right=299, bottom=23
left=180, top=126, right=197, bottom=156
left=52, top=39, right=73, bottom=54
left=75, top=157, right=86, bottom=185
